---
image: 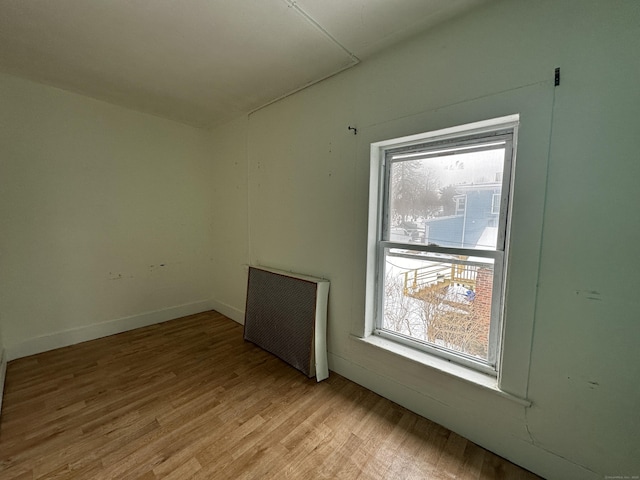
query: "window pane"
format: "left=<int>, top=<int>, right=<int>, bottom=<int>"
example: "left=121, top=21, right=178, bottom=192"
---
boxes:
left=388, top=145, right=505, bottom=250
left=381, top=248, right=495, bottom=362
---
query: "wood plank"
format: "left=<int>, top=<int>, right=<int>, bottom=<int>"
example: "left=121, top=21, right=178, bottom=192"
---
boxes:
left=0, top=311, right=541, bottom=480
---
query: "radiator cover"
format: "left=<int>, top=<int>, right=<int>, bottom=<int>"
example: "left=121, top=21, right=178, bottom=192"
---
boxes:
left=244, top=266, right=329, bottom=381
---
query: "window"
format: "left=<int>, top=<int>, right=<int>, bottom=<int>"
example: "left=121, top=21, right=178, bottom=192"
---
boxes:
left=368, top=115, right=518, bottom=375
left=491, top=193, right=501, bottom=214
left=454, top=195, right=467, bottom=215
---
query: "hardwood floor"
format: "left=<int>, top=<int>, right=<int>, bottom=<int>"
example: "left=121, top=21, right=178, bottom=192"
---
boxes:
left=0, top=311, right=541, bottom=479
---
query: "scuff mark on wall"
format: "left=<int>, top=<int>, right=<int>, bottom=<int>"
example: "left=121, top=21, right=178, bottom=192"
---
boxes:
left=108, top=272, right=134, bottom=280
left=567, top=375, right=601, bottom=391
left=576, top=289, right=602, bottom=301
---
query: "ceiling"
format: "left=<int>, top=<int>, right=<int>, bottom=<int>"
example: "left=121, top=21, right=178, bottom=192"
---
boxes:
left=0, top=0, right=489, bottom=128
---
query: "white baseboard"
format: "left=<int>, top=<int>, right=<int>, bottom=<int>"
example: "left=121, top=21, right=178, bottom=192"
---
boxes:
left=210, top=299, right=245, bottom=325
left=5, top=300, right=215, bottom=361
left=0, top=348, right=6, bottom=416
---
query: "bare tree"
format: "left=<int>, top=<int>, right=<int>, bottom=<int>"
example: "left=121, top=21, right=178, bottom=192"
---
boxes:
left=383, top=272, right=422, bottom=337
left=390, top=162, right=442, bottom=224
left=417, top=286, right=488, bottom=359
left=382, top=272, right=489, bottom=360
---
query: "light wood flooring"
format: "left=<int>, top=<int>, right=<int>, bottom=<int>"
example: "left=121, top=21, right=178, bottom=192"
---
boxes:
left=0, top=311, right=542, bottom=479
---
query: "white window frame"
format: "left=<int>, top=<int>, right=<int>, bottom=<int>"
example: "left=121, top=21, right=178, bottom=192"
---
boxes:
left=366, top=115, right=519, bottom=376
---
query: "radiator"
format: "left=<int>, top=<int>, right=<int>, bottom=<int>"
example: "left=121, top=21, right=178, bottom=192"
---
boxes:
left=244, top=266, right=329, bottom=381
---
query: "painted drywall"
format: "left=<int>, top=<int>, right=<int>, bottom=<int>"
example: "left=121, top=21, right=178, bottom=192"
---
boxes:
left=0, top=74, right=215, bottom=359
left=208, top=0, right=640, bottom=478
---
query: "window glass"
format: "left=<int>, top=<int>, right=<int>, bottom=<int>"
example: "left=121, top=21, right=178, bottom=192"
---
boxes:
left=382, top=248, right=495, bottom=362
left=387, top=141, right=507, bottom=250
left=372, top=119, right=517, bottom=374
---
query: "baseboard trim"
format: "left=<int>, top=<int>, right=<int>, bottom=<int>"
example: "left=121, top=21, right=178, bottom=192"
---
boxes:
left=5, top=300, right=215, bottom=361
left=210, top=299, right=245, bottom=325
left=0, top=348, right=6, bottom=416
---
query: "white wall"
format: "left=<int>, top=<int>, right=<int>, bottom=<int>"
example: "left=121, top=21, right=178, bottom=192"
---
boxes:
left=0, top=74, right=215, bottom=359
left=0, top=0, right=637, bottom=477
left=208, top=116, right=250, bottom=322
left=208, top=1, right=640, bottom=478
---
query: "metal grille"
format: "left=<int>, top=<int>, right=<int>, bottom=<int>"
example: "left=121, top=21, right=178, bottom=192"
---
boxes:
left=244, top=267, right=318, bottom=377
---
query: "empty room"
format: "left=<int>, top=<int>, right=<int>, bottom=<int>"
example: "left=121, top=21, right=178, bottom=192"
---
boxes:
left=0, top=1, right=638, bottom=479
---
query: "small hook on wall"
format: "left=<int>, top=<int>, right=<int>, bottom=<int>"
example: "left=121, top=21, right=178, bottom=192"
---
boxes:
left=348, top=126, right=357, bottom=135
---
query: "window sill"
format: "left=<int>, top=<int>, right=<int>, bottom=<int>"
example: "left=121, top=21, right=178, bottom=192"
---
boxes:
left=352, top=334, right=531, bottom=407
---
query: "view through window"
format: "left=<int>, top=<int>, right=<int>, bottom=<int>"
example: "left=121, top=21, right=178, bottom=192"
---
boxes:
left=374, top=119, right=517, bottom=373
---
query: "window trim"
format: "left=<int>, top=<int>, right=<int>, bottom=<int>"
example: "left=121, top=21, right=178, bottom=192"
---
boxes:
left=366, top=114, right=520, bottom=377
